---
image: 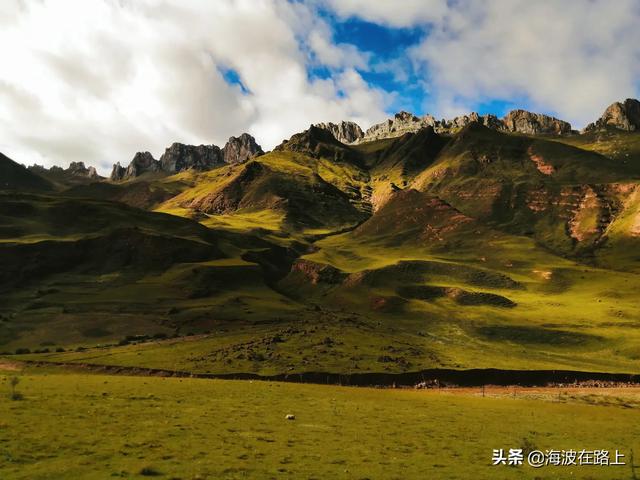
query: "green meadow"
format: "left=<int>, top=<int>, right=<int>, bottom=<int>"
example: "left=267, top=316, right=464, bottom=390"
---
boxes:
left=1, top=370, right=640, bottom=480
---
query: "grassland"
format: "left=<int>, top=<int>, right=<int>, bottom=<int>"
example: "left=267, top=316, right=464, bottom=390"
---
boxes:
left=6, top=187, right=640, bottom=377
left=4, top=126, right=640, bottom=381
left=1, top=369, right=640, bottom=479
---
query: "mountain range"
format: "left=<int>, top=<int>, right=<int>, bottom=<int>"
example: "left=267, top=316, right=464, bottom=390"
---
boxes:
left=2, top=98, right=640, bottom=377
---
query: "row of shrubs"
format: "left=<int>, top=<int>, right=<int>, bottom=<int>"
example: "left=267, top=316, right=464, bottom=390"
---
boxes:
left=9, top=346, right=68, bottom=355
left=117, top=332, right=170, bottom=346
left=5, top=332, right=179, bottom=355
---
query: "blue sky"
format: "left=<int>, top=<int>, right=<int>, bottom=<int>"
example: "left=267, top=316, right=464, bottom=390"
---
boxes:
left=330, top=16, right=427, bottom=115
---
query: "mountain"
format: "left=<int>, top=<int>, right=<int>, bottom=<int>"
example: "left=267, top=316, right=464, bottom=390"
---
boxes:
left=584, top=98, right=640, bottom=132
left=3, top=98, right=640, bottom=379
left=274, top=124, right=359, bottom=162
left=502, top=109, right=571, bottom=135
left=222, top=133, right=265, bottom=164
left=158, top=151, right=367, bottom=230
left=29, top=161, right=102, bottom=188
left=349, top=109, right=573, bottom=144
left=0, top=152, right=53, bottom=191
left=110, top=133, right=263, bottom=181
left=111, top=151, right=161, bottom=181
left=313, top=121, right=364, bottom=143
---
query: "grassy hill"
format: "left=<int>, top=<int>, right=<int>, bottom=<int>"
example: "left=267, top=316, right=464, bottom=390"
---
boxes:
left=0, top=152, right=53, bottom=191
left=0, top=192, right=302, bottom=351
left=3, top=124, right=640, bottom=379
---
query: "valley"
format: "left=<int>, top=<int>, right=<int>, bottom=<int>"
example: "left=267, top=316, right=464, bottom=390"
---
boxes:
left=2, top=101, right=640, bottom=381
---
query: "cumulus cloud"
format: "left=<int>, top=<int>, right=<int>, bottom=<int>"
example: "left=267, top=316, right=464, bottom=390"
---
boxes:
left=0, top=0, right=389, bottom=174
left=412, top=0, right=640, bottom=126
left=321, top=0, right=450, bottom=28
left=325, top=0, right=640, bottom=127
left=4, top=0, right=639, bottom=175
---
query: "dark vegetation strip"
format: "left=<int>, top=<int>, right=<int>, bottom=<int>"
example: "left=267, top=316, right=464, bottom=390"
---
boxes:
left=14, top=359, right=640, bottom=388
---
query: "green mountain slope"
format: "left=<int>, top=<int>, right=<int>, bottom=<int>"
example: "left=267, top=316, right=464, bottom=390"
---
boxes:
left=0, top=152, right=53, bottom=191
left=3, top=122, right=640, bottom=378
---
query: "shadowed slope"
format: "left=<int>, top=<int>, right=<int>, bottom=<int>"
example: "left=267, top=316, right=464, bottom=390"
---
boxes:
left=0, top=152, right=53, bottom=191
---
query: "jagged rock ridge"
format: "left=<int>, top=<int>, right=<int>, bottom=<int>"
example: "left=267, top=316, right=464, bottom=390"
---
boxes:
left=502, top=110, right=571, bottom=135
left=30, top=161, right=101, bottom=179
left=350, top=110, right=573, bottom=144
left=222, top=133, right=265, bottom=164
left=313, top=121, right=364, bottom=144
left=584, top=98, right=640, bottom=132
left=159, top=144, right=222, bottom=174
left=110, top=133, right=263, bottom=181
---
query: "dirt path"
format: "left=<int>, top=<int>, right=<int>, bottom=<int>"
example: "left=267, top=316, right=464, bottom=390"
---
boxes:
left=0, top=359, right=23, bottom=371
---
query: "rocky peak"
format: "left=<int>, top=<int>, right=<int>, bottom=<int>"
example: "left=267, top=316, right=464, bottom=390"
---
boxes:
left=67, top=161, right=99, bottom=178
left=110, top=152, right=159, bottom=181
left=502, top=110, right=572, bottom=135
left=276, top=125, right=342, bottom=152
left=439, top=112, right=503, bottom=132
left=358, top=111, right=434, bottom=143
left=350, top=108, right=573, bottom=144
left=128, top=151, right=160, bottom=178
left=110, top=135, right=258, bottom=182
left=110, top=162, right=126, bottom=181
left=29, top=161, right=101, bottom=180
left=313, top=121, right=364, bottom=144
left=221, top=133, right=264, bottom=164
left=159, top=143, right=223, bottom=173
left=584, top=98, right=640, bottom=132
left=275, top=125, right=357, bottom=162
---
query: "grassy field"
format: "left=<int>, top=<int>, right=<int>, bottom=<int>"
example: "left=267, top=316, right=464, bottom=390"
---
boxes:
left=1, top=369, right=640, bottom=479
left=9, top=216, right=640, bottom=376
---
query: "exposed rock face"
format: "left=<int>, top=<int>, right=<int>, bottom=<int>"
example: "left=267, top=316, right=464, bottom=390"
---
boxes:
left=159, top=143, right=222, bottom=173
left=354, top=109, right=572, bottom=144
left=584, top=98, right=640, bottom=132
left=446, top=112, right=504, bottom=131
left=358, top=111, right=432, bottom=143
left=110, top=163, right=126, bottom=181
left=67, top=162, right=100, bottom=178
left=289, top=259, right=347, bottom=285
left=274, top=125, right=358, bottom=163
left=110, top=152, right=159, bottom=181
left=221, top=133, right=264, bottom=164
left=29, top=161, right=101, bottom=180
left=314, top=121, right=364, bottom=144
left=128, top=152, right=160, bottom=177
left=110, top=133, right=263, bottom=181
left=502, top=110, right=572, bottom=135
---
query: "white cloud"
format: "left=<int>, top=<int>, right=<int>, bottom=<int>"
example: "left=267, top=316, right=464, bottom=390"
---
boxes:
left=412, top=0, right=640, bottom=126
left=5, top=0, right=638, bottom=175
left=0, top=0, right=389, bottom=174
left=321, top=0, right=450, bottom=28
left=325, top=0, right=640, bottom=127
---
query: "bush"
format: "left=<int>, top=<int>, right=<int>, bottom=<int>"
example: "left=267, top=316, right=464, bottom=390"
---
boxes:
left=139, top=466, right=162, bottom=476
left=55, top=347, right=65, bottom=352
left=9, top=376, right=22, bottom=400
left=15, top=348, right=30, bottom=355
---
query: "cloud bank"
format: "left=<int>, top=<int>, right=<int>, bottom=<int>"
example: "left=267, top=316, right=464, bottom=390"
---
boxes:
left=1, top=0, right=640, bottom=174
left=326, top=0, right=640, bottom=124
left=0, top=0, right=389, bottom=174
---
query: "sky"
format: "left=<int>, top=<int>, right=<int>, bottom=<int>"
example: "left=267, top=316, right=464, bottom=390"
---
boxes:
left=1, top=0, right=639, bottom=175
